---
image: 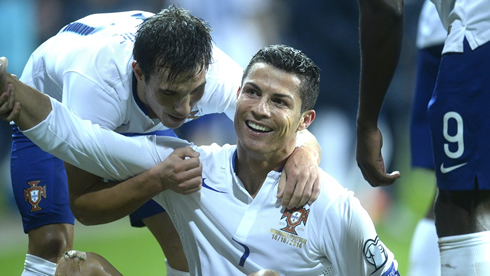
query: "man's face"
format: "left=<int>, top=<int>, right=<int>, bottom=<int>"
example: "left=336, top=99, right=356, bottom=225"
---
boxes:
left=141, top=66, right=206, bottom=129
left=234, top=63, right=306, bottom=156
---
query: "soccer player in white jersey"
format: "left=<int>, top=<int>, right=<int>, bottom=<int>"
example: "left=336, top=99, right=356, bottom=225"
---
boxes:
left=5, top=6, right=321, bottom=276
left=0, top=45, right=400, bottom=275
left=357, top=0, right=490, bottom=274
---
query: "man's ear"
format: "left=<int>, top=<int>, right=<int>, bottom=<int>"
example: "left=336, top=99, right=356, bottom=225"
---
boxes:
left=132, top=61, right=145, bottom=83
left=298, top=110, right=316, bottom=131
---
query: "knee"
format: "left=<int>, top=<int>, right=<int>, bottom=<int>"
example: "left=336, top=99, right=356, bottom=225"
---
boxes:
left=28, top=225, right=73, bottom=260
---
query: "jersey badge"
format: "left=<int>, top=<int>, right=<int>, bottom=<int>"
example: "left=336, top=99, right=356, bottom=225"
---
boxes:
left=269, top=206, right=309, bottom=248
left=24, top=180, right=47, bottom=212
left=280, top=206, right=310, bottom=235
left=363, top=236, right=388, bottom=273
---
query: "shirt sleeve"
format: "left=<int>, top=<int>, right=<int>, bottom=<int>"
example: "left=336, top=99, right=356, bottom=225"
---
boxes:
left=61, top=67, right=127, bottom=130
left=22, top=97, right=191, bottom=181
left=322, top=195, right=399, bottom=276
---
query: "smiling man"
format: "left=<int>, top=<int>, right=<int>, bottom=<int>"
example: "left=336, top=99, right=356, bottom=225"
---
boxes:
left=0, top=45, right=399, bottom=275
left=2, top=5, right=322, bottom=276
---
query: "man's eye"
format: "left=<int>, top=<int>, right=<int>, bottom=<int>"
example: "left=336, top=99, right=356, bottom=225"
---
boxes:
left=245, top=89, right=257, bottom=95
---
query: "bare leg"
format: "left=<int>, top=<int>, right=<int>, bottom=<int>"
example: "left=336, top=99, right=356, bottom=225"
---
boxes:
left=28, top=224, right=74, bottom=263
left=435, top=189, right=490, bottom=237
left=143, top=212, right=189, bottom=272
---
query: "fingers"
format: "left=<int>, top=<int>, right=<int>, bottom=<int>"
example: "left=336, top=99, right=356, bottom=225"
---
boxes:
left=279, top=168, right=318, bottom=209
left=0, top=84, right=21, bottom=122
left=358, top=163, right=401, bottom=187
left=166, top=147, right=203, bottom=194
left=0, top=57, right=8, bottom=92
left=174, top=146, right=200, bottom=159
left=308, top=173, right=321, bottom=205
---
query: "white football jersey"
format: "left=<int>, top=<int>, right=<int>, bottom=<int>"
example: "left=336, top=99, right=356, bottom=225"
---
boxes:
left=19, top=11, right=242, bottom=134
left=431, top=0, right=490, bottom=53
left=24, top=99, right=399, bottom=276
left=416, top=0, right=446, bottom=49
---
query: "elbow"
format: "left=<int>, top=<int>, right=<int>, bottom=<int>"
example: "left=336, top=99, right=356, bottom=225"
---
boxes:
left=70, top=202, right=99, bottom=226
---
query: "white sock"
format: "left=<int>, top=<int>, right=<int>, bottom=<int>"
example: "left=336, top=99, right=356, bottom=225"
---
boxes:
left=439, top=231, right=490, bottom=275
left=165, top=259, right=190, bottom=276
left=22, top=254, right=57, bottom=276
left=407, top=218, right=440, bottom=276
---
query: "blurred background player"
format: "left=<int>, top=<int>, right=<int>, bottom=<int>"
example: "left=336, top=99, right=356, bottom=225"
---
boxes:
left=406, top=1, right=446, bottom=275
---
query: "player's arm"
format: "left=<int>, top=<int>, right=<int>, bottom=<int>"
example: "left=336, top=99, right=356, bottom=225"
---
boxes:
left=278, top=129, right=322, bottom=209
left=65, top=146, right=201, bottom=225
left=338, top=196, right=399, bottom=275
left=356, top=0, right=403, bottom=187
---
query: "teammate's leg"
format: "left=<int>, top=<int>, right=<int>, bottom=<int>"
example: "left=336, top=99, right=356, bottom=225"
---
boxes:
left=12, top=127, right=75, bottom=275
left=144, top=213, right=189, bottom=274
left=429, top=39, right=490, bottom=275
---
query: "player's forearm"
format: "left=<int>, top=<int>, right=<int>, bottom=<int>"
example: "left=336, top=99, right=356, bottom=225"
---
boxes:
left=69, top=166, right=165, bottom=225
left=296, top=129, right=321, bottom=164
left=7, top=74, right=53, bottom=130
left=357, top=0, right=403, bottom=131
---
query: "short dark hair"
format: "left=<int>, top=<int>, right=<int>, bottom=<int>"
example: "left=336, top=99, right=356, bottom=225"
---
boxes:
left=242, top=45, right=320, bottom=112
left=133, top=5, right=213, bottom=82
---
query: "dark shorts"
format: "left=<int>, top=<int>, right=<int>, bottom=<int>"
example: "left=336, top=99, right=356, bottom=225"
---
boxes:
left=11, top=126, right=75, bottom=233
left=124, top=129, right=178, bottom=227
left=410, top=44, right=443, bottom=170
left=428, top=39, right=490, bottom=191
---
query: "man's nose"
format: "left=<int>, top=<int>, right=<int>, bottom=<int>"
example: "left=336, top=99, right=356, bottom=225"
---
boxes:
left=175, top=95, right=192, bottom=116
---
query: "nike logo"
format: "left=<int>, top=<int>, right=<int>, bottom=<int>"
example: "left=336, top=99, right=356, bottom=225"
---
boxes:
left=440, top=162, right=467, bottom=174
left=201, top=178, right=227, bottom=193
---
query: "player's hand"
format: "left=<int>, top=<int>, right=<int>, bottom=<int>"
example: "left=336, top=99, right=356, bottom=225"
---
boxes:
left=0, top=57, right=21, bottom=122
left=356, top=126, right=400, bottom=187
left=149, top=146, right=203, bottom=194
left=278, top=146, right=321, bottom=209
left=247, top=269, right=279, bottom=276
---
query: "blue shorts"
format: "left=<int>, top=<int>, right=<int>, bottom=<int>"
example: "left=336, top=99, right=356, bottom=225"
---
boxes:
left=410, top=44, right=443, bottom=169
left=124, top=129, right=178, bottom=227
left=11, top=126, right=75, bottom=233
left=428, top=39, right=490, bottom=191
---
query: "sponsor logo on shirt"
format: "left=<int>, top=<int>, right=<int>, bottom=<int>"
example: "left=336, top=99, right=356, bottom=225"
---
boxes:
left=269, top=206, right=309, bottom=248
left=24, top=180, right=47, bottom=212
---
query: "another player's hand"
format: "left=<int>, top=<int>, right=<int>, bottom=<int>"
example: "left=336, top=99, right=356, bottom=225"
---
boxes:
left=0, top=57, right=21, bottom=122
left=278, top=146, right=321, bottom=209
left=247, top=269, right=279, bottom=276
left=356, top=126, right=400, bottom=187
left=149, top=147, right=203, bottom=194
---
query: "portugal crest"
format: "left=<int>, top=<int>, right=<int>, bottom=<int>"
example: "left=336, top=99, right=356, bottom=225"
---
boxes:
left=24, top=180, right=47, bottom=212
left=280, top=206, right=309, bottom=235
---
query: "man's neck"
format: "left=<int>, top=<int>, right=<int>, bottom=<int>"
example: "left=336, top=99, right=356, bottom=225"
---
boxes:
left=235, top=147, right=288, bottom=198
